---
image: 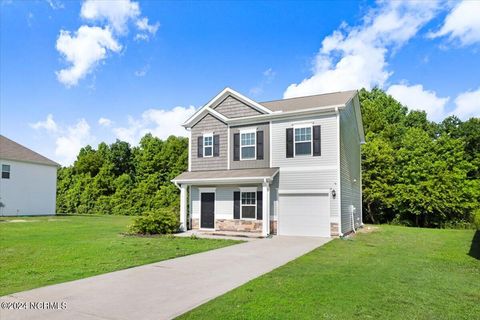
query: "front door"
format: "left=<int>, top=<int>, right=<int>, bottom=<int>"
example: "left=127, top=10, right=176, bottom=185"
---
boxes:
left=200, top=192, right=215, bottom=229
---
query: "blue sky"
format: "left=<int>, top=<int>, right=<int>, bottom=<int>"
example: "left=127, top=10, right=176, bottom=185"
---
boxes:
left=1, top=0, right=479, bottom=165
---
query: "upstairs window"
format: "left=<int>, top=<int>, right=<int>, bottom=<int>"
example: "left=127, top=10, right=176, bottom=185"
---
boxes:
left=294, top=126, right=312, bottom=156
left=203, top=134, right=213, bottom=157
left=240, top=131, right=256, bottom=160
left=241, top=191, right=256, bottom=219
left=2, top=164, right=10, bottom=179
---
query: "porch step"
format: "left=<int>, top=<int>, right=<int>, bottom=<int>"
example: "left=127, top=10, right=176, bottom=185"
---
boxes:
left=205, top=230, right=264, bottom=239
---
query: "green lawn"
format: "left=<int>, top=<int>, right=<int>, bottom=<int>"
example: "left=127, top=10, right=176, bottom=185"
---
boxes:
left=180, top=225, right=480, bottom=320
left=0, top=215, right=239, bottom=296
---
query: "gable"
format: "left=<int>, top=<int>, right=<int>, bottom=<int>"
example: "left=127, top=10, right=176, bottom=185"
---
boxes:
left=213, top=95, right=264, bottom=118
left=191, top=113, right=227, bottom=130
left=183, top=88, right=273, bottom=128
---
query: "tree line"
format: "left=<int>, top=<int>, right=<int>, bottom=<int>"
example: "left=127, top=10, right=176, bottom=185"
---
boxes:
left=57, top=89, right=480, bottom=228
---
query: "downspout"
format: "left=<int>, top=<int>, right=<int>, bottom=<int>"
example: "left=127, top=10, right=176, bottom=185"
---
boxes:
left=351, top=205, right=357, bottom=234
left=335, top=106, right=343, bottom=237
left=173, top=181, right=181, bottom=190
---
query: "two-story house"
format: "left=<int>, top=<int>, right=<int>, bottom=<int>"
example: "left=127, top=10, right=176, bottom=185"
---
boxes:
left=172, top=88, right=364, bottom=237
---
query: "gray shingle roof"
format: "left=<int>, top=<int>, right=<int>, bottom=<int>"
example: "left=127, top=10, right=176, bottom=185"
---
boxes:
left=260, top=90, right=357, bottom=112
left=0, top=135, right=60, bottom=167
left=172, top=167, right=279, bottom=182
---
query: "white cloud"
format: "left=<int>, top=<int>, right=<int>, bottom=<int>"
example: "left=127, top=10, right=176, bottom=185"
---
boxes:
left=134, top=64, right=149, bottom=77
left=30, top=114, right=58, bottom=132
left=451, top=87, right=480, bottom=120
left=135, top=17, right=160, bottom=41
left=250, top=68, right=276, bottom=96
left=387, top=84, right=450, bottom=121
left=56, top=26, right=122, bottom=87
left=284, top=1, right=440, bottom=98
left=80, top=0, right=140, bottom=34
left=55, top=119, right=93, bottom=165
left=112, top=106, right=196, bottom=144
left=55, top=0, right=159, bottom=87
left=428, top=1, right=480, bottom=46
left=45, top=0, right=64, bottom=10
left=98, top=117, right=113, bottom=127
left=31, top=115, right=95, bottom=166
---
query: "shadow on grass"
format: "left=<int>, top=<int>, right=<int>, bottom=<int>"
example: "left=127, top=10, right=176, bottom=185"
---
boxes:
left=469, top=230, right=480, bottom=260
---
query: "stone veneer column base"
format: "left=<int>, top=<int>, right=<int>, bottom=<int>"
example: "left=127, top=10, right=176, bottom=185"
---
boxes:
left=330, top=222, right=339, bottom=237
left=216, top=219, right=262, bottom=233
left=270, top=220, right=278, bottom=235
left=191, top=218, right=199, bottom=229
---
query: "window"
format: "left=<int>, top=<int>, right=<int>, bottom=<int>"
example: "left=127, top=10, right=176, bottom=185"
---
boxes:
left=2, top=164, right=10, bottom=179
left=294, top=126, right=312, bottom=156
left=240, top=131, right=256, bottom=160
left=241, top=192, right=256, bottom=219
left=203, top=134, right=213, bottom=157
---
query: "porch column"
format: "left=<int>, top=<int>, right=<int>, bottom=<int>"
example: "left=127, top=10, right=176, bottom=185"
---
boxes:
left=179, top=184, right=187, bottom=232
left=262, top=181, right=270, bottom=237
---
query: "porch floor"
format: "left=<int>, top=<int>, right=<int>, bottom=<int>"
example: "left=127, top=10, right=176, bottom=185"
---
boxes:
left=175, top=229, right=263, bottom=241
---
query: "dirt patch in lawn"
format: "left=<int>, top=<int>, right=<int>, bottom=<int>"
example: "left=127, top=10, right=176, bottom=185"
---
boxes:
left=357, top=225, right=379, bottom=234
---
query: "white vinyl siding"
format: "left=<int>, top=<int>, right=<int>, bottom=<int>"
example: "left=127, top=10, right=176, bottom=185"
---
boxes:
left=0, top=159, right=56, bottom=216
left=191, top=185, right=262, bottom=221
left=339, top=100, right=362, bottom=234
left=278, top=168, right=338, bottom=219
left=271, top=114, right=339, bottom=222
left=271, top=114, right=338, bottom=168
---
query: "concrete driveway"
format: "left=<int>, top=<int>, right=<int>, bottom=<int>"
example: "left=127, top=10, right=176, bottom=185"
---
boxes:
left=1, top=236, right=330, bottom=320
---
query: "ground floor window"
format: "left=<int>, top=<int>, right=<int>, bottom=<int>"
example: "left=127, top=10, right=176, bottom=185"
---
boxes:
left=241, top=191, right=256, bottom=219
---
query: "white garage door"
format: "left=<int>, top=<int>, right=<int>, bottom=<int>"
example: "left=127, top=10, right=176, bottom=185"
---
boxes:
left=278, top=193, right=330, bottom=237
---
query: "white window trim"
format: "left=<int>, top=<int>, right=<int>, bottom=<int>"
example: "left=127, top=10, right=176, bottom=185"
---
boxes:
left=240, top=191, right=257, bottom=220
left=240, top=129, right=256, bottom=161
left=293, top=125, right=313, bottom=157
left=203, top=133, right=213, bottom=158
left=2, top=164, right=10, bottom=179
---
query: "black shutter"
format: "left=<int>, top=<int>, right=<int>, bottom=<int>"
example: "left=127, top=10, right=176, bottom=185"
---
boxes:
left=256, top=131, right=264, bottom=160
left=286, top=128, right=294, bottom=158
left=257, top=191, right=263, bottom=220
left=197, top=136, right=203, bottom=158
left=233, top=191, right=240, bottom=219
left=233, top=133, right=240, bottom=161
left=313, top=125, right=321, bottom=156
left=213, top=134, right=220, bottom=157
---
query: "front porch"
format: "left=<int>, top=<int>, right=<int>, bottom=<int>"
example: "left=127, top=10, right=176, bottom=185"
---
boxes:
left=175, top=229, right=264, bottom=240
left=172, top=168, right=279, bottom=237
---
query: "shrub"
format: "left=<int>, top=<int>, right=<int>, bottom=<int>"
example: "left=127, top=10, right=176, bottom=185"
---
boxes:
left=128, top=208, right=180, bottom=235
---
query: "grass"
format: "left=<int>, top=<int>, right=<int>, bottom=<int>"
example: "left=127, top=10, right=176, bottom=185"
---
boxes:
left=0, top=215, right=239, bottom=296
left=179, top=225, right=480, bottom=320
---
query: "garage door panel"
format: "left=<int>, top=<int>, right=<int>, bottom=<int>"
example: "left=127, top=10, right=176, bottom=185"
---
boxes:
left=278, top=194, right=330, bottom=237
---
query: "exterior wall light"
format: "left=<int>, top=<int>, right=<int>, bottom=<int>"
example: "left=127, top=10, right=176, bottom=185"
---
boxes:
left=331, top=189, right=336, bottom=199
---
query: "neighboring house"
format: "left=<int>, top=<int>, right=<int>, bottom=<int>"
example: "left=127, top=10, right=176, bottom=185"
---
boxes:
left=172, top=88, right=364, bottom=237
left=0, top=135, right=59, bottom=216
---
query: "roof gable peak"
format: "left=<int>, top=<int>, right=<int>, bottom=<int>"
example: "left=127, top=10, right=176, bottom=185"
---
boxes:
left=183, top=87, right=273, bottom=128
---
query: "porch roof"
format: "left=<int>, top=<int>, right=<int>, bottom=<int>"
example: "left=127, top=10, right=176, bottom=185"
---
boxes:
left=171, top=167, right=279, bottom=185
